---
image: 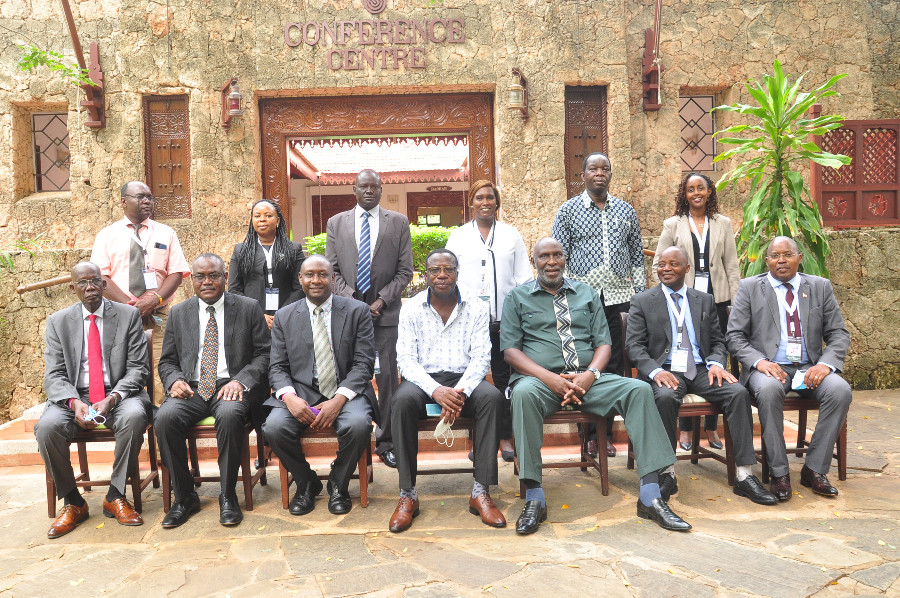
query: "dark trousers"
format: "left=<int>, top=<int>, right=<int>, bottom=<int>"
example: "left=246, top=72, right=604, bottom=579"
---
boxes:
left=374, top=325, right=399, bottom=455
left=583, top=300, right=629, bottom=441
left=262, top=395, right=373, bottom=492
left=680, top=300, right=731, bottom=433
left=649, top=365, right=757, bottom=467
left=489, top=321, right=513, bottom=439
left=392, top=372, right=504, bottom=489
left=155, top=380, right=249, bottom=501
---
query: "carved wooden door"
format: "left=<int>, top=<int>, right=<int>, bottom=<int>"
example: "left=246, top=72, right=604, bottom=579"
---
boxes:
left=311, top=194, right=357, bottom=235
left=143, top=95, right=191, bottom=219
left=564, top=87, right=608, bottom=200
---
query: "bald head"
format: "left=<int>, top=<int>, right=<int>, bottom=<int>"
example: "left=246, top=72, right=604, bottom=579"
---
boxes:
left=300, top=254, right=334, bottom=305
left=70, top=262, right=105, bottom=312
left=768, top=236, right=800, bottom=255
left=659, top=245, right=689, bottom=265
left=532, top=237, right=564, bottom=261
left=656, top=245, right=690, bottom=290
left=301, top=254, right=333, bottom=275
left=353, top=169, right=382, bottom=211
left=532, top=237, right=566, bottom=291
left=71, top=261, right=101, bottom=281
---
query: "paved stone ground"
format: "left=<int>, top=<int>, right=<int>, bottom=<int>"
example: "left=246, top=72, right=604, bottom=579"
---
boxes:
left=1, top=390, right=898, bottom=597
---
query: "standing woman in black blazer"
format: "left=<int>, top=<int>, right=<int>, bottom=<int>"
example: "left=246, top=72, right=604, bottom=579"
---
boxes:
left=228, top=200, right=305, bottom=329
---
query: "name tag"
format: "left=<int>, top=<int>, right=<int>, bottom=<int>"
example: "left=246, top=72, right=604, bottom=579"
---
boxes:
left=143, top=269, right=159, bottom=290
left=670, top=348, right=689, bottom=373
left=265, top=287, right=279, bottom=311
left=791, top=369, right=808, bottom=390
left=478, top=295, right=490, bottom=303
left=693, top=272, right=710, bottom=294
left=786, top=336, right=803, bottom=362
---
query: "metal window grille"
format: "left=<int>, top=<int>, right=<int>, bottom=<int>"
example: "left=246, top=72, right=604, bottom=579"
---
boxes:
left=679, top=95, right=716, bottom=172
left=32, top=113, right=70, bottom=192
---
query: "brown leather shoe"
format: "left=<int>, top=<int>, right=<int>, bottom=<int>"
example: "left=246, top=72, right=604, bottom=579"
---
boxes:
left=103, top=497, right=144, bottom=526
left=48, top=503, right=90, bottom=539
left=388, top=497, right=419, bottom=533
left=469, top=493, right=507, bottom=528
left=800, top=465, right=839, bottom=497
left=770, top=474, right=792, bottom=502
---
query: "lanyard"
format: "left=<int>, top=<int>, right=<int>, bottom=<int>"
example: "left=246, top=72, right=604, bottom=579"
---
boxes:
left=663, top=288, right=688, bottom=342
left=688, top=215, right=708, bottom=268
left=129, top=225, right=150, bottom=253
left=475, top=220, right=499, bottom=320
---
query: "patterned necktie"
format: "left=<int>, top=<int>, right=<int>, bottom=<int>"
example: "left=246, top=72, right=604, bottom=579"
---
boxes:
left=357, top=212, right=372, bottom=295
left=87, top=314, right=105, bottom=403
left=128, top=224, right=146, bottom=297
left=198, top=305, right=218, bottom=400
left=313, top=306, right=338, bottom=399
left=553, top=291, right=579, bottom=371
left=673, top=294, right=697, bottom=379
left=783, top=282, right=801, bottom=337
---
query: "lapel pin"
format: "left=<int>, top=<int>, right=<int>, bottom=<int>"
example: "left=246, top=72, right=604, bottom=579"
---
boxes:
left=802, top=293, right=808, bottom=298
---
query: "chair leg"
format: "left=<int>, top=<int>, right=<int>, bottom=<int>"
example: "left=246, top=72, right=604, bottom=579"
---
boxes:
left=189, top=437, right=201, bottom=487
left=367, top=440, right=374, bottom=483
left=578, top=424, right=588, bottom=473
left=690, top=418, right=701, bottom=465
left=598, top=417, right=609, bottom=496
left=240, top=432, right=254, bottom=511
left=77, top=441, right=91, bottom=491
left=723, top=417, right=735, bottom=486
left=796, top=409, right=808, bottom=456
left=148, top=425, right=160, bottom=489
left=46, top=468, right=57, bottom=518
left=279, top=460, right=291, bottom=510
left=161, top=463, right=172, bottom=513
left=626, top=440, right=635, bottom=470
left=358, top=441, right=369, bottom=508
left=760, top=436, right=770, bottom=484
left=256, top=430, right=267, bottom=486
left=131, top=466, right=143, bottom=513
left=837, top=418, right=847, bottom=481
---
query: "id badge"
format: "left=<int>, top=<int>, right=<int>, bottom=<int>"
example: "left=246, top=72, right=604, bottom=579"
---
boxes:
left=478, top=295, right=490, bottom=303
left=791, top=369, right=808, bottom=390
left=670, top=348, right=689, bottom=373
left=265, top=287, right=279, bottom=311
left=142, top=269, right=159, bottom=290
left=786, top=336, right=803, bottom=362
left=693, top=272, right=710, bottom=294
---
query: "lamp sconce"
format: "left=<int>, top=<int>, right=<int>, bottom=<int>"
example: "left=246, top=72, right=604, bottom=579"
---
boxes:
left=508, top=67, right=528, bottom=121
left=221, top=77, right=244, bottom=128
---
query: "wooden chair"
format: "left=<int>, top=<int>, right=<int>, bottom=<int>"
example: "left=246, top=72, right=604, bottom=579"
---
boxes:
left=160, top=416, right=267, bottom=512
left=620, top=312, right=737, bottom=485
left=45, top=329, right=160, bottom=517
left=278, top=424, right=374, bottom=509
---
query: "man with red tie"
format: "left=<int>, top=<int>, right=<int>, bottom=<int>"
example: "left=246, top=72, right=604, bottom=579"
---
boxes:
left=35, top=262, right=151, bottom=538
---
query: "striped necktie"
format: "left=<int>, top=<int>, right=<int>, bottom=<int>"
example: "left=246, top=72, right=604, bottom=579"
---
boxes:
left=313, top=306, right=338, bottom=399
left=357, top=212, right=372, bottom=295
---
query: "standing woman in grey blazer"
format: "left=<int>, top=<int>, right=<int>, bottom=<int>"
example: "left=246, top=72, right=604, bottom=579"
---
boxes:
left=652, top=172, right=741, bottom=451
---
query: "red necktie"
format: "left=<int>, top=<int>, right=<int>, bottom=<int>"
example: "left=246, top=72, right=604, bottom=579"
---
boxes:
left=784, top=283, right=801, bottom=338
left=88, top=314, right=105, bottom=404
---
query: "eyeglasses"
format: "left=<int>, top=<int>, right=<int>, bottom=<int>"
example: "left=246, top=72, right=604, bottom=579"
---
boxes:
left=74, top=278, right=103, bottom=289
left=426, top=266, right=457, bottom=276
left=123, top=193, right=155, bottom=201
left=585, top=166, right=612, bottom=174
left=767, top=252, right=797, bottom=260
left=192, top=273, right=225, bottom=282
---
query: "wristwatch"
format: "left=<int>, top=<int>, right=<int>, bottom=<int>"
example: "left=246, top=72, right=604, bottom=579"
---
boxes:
left=587, top=367, right=602, bottom=380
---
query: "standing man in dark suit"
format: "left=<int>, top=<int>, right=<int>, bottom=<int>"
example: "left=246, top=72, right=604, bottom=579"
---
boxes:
left=263, top=255, right=377, bottom=516
left=155, top=253, right=271, bottom=528
left=626, top=247, right=776, bottom=505
left=35, top=262, right=150, bottom=538
left=727, top=236, right=852, bottom=501
left=325, top=169, right=413, bottom=468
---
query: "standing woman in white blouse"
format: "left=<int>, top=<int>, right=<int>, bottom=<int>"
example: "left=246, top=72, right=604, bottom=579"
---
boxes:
left=652, top=172, right=741, bottom=452
left=446, top=180, right=532, bottom=461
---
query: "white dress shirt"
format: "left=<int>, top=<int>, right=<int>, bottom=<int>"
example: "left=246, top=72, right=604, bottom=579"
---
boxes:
left=77, top=303, right=111, bottom=389
left=193, top=295, right=229, bottom=382
left=354, top=204, right=380, bottom=263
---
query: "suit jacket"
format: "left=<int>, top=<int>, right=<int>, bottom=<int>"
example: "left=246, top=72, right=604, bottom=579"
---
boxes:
left=725, top=273, right=850, bottom=384
left=325, top=207, right=413, bottom=327
left=158, top=292, right=271, bottom=395
left=652, top=214, right=741, bottom=303
left=264, top=295, right=379, bottom=422
left=626, top=284, right=727, bottom=380
left=227, top=240, right=305, bottom=311
left=43, top=299, right=149, bottom=405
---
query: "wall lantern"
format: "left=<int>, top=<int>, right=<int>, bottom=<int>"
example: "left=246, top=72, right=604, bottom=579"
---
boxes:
left=508, top=68, right=528, bottom=121
left=221, top=78, right=244, bottom=128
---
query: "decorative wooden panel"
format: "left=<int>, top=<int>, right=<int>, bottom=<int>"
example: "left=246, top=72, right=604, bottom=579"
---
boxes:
left=679, top=95, right=716, bottom=172
left=406, top=190, right=468, bottom=224
left=564, top=86, right=608, bottom=200
left=815, top=120, right=900, bottom=228
left=260, top=93, right=494, bottom=226
left=143, top=95, right=191, bottom=219
left=310, top=194, right=356, bottom=236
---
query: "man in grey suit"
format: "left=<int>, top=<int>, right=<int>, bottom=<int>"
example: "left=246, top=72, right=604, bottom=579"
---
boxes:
left=36, top=262, right=150, bottom=538
left=726, top=236, right=852, bottom=501
left=263, top=255, right=377, bottom=516
left=155, top=253, right=271, bottom=528
left=626, top=247, right=776, bottom=506
left=325, top=169, right=413, bottom=468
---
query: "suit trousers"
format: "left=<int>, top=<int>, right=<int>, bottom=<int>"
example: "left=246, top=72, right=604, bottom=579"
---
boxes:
left=392, top=372, right=504, bottom=489
left=680, top=300, right=731, bottom=433
left=154, top=380, right=249, bottom=501
left=373, top=324, right=399, bottom=455
left=648, top=365, right=756, bottom=467
left=512, top=373, right=674, bottom=481
left=747, top=365, right=852, bottom=478
left=35, top=397, right=148, bottom=499
left=488, top=322, right=513, bottom=439
left=263, top=396, right=373, bottom=492
left=580, top=301, right=629, bottom=442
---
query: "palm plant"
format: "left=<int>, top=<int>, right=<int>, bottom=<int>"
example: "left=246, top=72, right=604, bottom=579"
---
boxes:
left=713, top=60, right=850, bottom=276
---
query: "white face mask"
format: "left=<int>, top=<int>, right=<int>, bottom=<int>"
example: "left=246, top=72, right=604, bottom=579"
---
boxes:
left=433, top=417, right=455, bottom=448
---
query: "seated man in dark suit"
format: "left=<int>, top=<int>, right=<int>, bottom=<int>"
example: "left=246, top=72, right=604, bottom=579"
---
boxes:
left=155, top=253, right=271, bottom=528
left=626, top=246, right=776, bottom=505
left=263, top=255, right=377, bottom=516
left=388, top=249, right=506, bottom=533
left=35, top=261, right=150, bottom=538
left=726, top=236, right=852, bottom=501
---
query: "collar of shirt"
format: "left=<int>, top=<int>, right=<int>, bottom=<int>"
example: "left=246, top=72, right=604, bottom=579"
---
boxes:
left=306, top=294, right=334, bottom=315
left=120, top=217, right=151, bottom=233
left=767, top=271, right=801, bottom=290
left=198, top=293, right=226, bottom=313
left=662, top=283, right=688, bottom=301
left=81, top=302, right=105, bottom=319
left=579, top=190, right=616, bottom=210
left=354, top=204, right=380, bottom=220
left=528, top=277, right=577, bottom=295
left=425, top=286, right=462, bottom=306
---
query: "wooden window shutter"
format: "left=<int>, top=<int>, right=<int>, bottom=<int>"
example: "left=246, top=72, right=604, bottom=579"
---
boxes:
left=143, top=95, right=191, bottom=219
left=564, top=86, right=608, bottom=200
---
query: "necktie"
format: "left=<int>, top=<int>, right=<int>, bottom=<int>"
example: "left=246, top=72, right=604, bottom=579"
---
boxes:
left=357, top=212, right=372, bottom=295
left=198, top=305, right=218, bottom=400
left=87, top=314, right=105, bottom=404
left=128, top=224, right=146, bottom=297
left=784, top=282, right=801, bottom=337
left=313, top=306, right=338, bottom=398
left=553, top=291, right=579, bottom=371
left=673, top=294, right=697, bottom=379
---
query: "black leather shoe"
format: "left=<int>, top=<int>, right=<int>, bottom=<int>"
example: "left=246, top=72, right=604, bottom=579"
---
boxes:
left=515, top=500, right=547, bottom=535
left=733, top=475, right=778, bottom=505
left=678, top=440, right=692, bottom=451
left=219, top=493, right=243, bottom=526
left=659, top=472, right=678, bottom=502
left=379, top=450, right=398, bottom=469
left=289, top=477, right=323, bottom=516
left=162, top=493, right=201, bottom=529
left=800, top=465, right=839, bottom=497
left=770, top=474, right=792, bottom=502
left=707, top=438, right=724, bottom=450
left=636, top=498, right=691, bottom=532
left=327, top=480, right=352, bottom=515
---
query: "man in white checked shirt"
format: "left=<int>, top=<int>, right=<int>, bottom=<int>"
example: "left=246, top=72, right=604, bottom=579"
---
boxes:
left=388, top=249, right=506, bottom=533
